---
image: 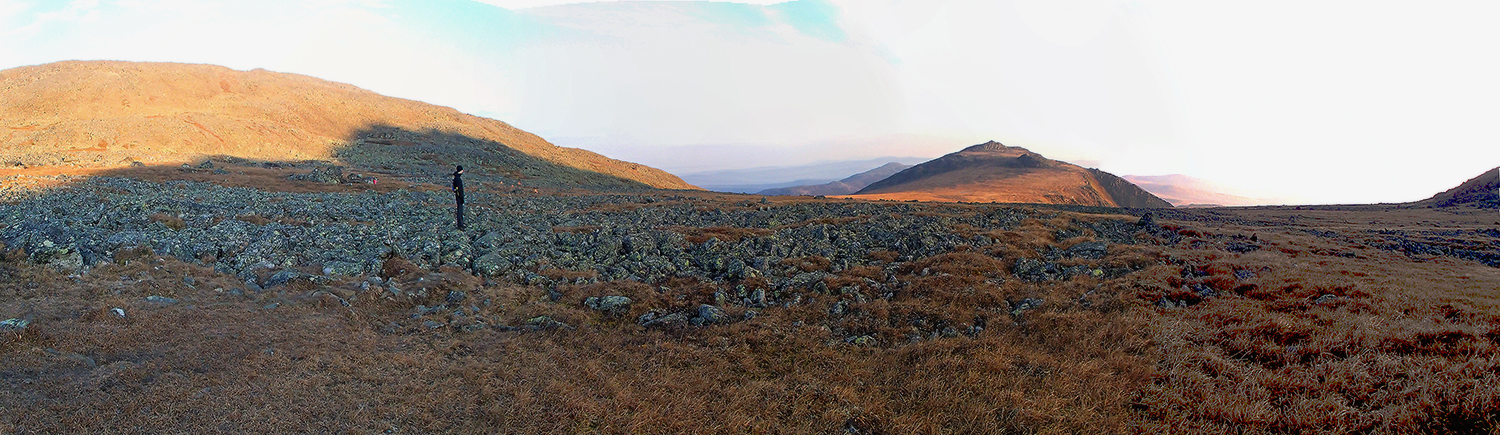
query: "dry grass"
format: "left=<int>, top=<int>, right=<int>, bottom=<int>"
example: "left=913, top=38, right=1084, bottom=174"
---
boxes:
left=667, top=226, right=774, bottom=245
left=1128, top=213, right=1500, bottom=434
left=2, top=193, right=1497, bottom=434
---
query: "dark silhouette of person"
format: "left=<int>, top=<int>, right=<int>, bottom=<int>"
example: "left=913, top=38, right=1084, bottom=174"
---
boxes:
left=452, top=165, right=465, bottom=230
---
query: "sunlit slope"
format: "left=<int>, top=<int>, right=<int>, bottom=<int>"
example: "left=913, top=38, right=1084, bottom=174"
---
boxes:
left=0, top=60, right=695, bottom=189
left=850, top=141, right=1172, bottom=207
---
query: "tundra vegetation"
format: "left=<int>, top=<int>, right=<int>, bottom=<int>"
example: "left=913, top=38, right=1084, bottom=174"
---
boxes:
left=1, top=162, right=1497, bottom=434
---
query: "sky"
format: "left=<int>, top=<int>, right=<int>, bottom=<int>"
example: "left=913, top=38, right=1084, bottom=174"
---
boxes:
left=2, top=0, right=1497, bottom=204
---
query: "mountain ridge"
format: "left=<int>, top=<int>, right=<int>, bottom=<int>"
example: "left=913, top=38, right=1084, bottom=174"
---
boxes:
left=0, top=60, right=695, bottom=190
left=758, top=162, right=911, bottom=196
left=851, top=141, right=1172, bottom=208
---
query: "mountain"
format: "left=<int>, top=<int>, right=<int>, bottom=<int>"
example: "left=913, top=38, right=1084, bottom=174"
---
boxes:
left=1122, top=174, right=1281, bottom=207
left=850, top=141, right=1172, bottom=208
left=758, top=162, right=911, bottom=196
left=679, top=157, right=930, bottom=193
left=1416, top=166, right=1498, bottom=208
left=0, top=60, right=694, bottom=190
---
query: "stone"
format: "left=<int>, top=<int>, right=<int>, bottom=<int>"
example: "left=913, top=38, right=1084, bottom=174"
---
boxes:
left=1137, top=212, right=1155, bottom=227
left=638, top=310, right=689, bottom=328
left=145, top=295, right=179, bottom=304
left=583, top=295, right=633, bottom=316
left=0, top=318, right=29, bottom=332
left=472, top=253, right=511, bottom=277
left=691, top=304, right=729, bottom=325
left=110, top=308, right=126, bottom=318
left=446, top=290, right=467, bottom=305
left=1225, top=242, right=1261, bottom=253
left=322, top=261, right=364, bottom=277
left=1063, top=241, right=1108, bottom=259
left=523, top=315, right=572, bottom=331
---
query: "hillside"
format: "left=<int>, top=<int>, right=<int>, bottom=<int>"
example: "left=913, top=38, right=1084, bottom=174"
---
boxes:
left=0, top=61, right=694, bottom=190
left=680, top=157, right=930, bottom=193
left=758, top=162, right=911, bottom=196
left=851, top=141, right=1172, bottom=208
left=1416, top=166, right=1498, bottom=208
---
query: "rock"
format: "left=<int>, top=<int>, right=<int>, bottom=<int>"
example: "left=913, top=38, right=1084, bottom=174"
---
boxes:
left=472, top=253, right=511, bottom=277
left=583, top=295, right=633, bottom=316
left=44, top=348, right=96, bottom=368
left=422, top=320, right=445, bottom=329
left=1314, top=294, right=1342, bottom=305
left=691, top=304, right=729, bottom=326
left=846, top=335, right=876, bottom=346
left=1137, top=212, right=1155, bottom=227
left=110, top=308, right=126, bottom=318
left=523, top=315, right=573, bottom=331
left=1063, top=241, right=1108, bottom=259
left=264, top=270, right=305, bottom=288
left=322, top=261, right=364, bottom=277
left=446, top=290, right=467, bottom=305
left=1009, top=298, right=1044, bottom=317
left=145, top=295, right=179, bottom=304
left=196, top=160, right=214, bottom=169
left=0, top=318, right=29, bottom=332
left=638, top=310, right=689, bottom=328
left=1013, top=258, right=1063, bottom=282
left=1225, top=242, right=1261, bottom=253
left=1233, top=269, right=1256, bottom=280
left=290, top=166, right=344, bottom=184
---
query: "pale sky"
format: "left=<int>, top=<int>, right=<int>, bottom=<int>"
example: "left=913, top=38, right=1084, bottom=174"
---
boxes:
left=2, top=0, right=1497, bottom=204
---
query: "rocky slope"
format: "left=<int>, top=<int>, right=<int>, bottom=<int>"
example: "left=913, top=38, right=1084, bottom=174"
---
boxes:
left=758, top=162, right=911, bottom=196
left=0, top=61, right=694, bottom=190
left=0, top=176, right=1149, bottom=302
left=851, top=141, right=1172, bottom=208
left=1417, top=166, right=1498, bottom=208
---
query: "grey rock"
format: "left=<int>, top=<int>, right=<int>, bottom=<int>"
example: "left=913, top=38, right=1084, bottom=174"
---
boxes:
left=0, top=318, right=29, bottom=331
left=583, top=295, right=633, bottom=316
left=322, top=261, right=364, bottom=277
left=638, top=310, right=689, bottom=328
left=1063, top=241, right=1108, bottom=259
left=446, top=290, right=467, bottom=305
left=472, top=253, right=511, bottom=277
left=691, top=304, right=729, bottom=325
left=264, top=270, right=305, bottom=287
left=145, top=295, right=179, bottom=304
left=523, top=315, right=572, bottom=331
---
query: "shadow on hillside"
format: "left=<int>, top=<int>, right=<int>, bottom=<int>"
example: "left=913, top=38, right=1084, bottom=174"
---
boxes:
left=2, top=124, right=661, bottom=197
left=333, top=124, right=656, bottom=192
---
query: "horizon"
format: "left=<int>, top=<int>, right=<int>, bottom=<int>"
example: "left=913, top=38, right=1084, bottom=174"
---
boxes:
left=2, top=0, right=1497, bottom=205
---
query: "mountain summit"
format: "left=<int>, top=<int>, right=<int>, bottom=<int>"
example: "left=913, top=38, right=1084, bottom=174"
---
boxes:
left=852, top=141, right=1171, bottom=207
left=0, top=61, right=694, bottom=189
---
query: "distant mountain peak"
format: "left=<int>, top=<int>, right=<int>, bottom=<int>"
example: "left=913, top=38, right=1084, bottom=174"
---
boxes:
left=852, top=141, right=1171, bottom=207
left=961, top=140, right=1031, bottom=154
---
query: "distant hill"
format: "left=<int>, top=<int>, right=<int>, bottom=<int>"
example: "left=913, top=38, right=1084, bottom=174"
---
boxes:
left=850, top=141, right=1172, bottom=208
left=758, top=162, right=911, bottom=196
left=1121, top=174, right=1285, bottom=207
left=1416, top=166, right=1498, bottom=208
left=0, top=60, right=694, bottom=190
left=680, top=157, right=930, bottom=193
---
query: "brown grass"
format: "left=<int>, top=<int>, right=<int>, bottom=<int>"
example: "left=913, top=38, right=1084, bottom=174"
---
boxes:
left=2, top=193, right=1497, bottom=433
left=148, top=212, right=185, bottom=231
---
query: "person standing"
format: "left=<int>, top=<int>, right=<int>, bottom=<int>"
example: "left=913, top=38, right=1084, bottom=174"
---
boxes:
left=452, top=165, right=465, bottom=230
